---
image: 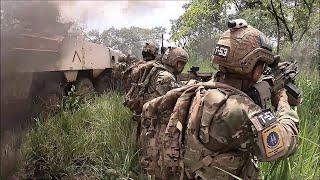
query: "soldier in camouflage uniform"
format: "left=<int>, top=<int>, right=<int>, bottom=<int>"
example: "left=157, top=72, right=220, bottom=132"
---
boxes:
left=114, top=42, right=159, bottom=91
left=140, top=19, right=300, bottom=179
left=121, top=42, right=160, bottom=74
left=124, top=47, right=189, bottom=142
left=146, top=47, right=189, bottom=99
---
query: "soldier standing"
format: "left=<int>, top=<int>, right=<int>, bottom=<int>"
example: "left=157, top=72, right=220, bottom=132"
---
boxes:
left=140, top=19, right=300, bottom=179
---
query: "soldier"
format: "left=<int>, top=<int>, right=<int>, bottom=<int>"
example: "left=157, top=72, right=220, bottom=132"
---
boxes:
left=142, top=42, right=159, bottom=61
left=114, top=42, right=159, bottom=91
left=147, top=47, right=189, bottom=97
left=124, top=47, right=189, bottom=142
left=140, top=19, right=300, bottom=179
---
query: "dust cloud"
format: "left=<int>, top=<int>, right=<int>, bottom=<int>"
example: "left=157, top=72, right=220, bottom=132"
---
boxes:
left=1, top=0, right=166, bottom=129
left=57, top=1, right=165, bottom=26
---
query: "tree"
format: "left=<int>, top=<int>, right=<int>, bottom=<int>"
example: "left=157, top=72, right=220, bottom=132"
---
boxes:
left=87, top=27, right=166, bottom=58
left=170, top=0, right=231, bottom=60
left=232, top=0, right=318, bottom=51
left=171, top=0, right=319, bottom=64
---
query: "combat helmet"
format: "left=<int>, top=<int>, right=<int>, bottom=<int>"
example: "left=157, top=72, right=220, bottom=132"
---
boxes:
left=142, top=42, right=159, bottom=61
left=212, top=19, right=274, bottom=74
left=161, top=47, right=189, bottom=67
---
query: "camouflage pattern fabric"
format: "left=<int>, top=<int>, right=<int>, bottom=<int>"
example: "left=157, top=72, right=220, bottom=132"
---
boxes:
left=124, top=60, right=182, bottom=144
left=113, top=54, right=140, bottom=90
left=212, top=25, right=274, bottom=75
left=140, top=81, right=299, bottom=179
left=124, top=61, right=180, bottom=114
left=142, top=42, right=159, bottom=61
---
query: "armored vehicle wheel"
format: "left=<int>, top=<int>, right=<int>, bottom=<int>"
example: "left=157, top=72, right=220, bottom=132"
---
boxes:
left=75, top=78, right=94, bottom=96
left=95, top=70, right=127, bottom=93
left=32, top=82, right=64, bottom=116
left=95, top=71, right=113, bottom=94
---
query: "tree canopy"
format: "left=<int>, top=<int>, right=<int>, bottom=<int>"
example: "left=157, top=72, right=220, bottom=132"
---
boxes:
left=170, top=0, right=319, bottom=71
left=87, top=27, right=166, bottom=58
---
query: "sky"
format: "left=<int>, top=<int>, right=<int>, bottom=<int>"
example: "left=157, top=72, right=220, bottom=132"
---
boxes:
left=60, top=0, right=188, bottom=31
left=58, top=1, right=188, bottom=45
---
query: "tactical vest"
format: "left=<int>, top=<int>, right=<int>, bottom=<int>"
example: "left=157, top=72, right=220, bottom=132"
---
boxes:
left=140, top=82, right=260, bottom=180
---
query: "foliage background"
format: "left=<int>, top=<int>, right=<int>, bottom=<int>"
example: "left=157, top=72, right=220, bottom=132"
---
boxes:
left=86, top=27, right=166, bottom=58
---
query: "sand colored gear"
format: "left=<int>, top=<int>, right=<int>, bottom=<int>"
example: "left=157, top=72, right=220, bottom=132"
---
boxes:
left=212, top=24, right=274, bottom=74
left=161, top=47, right=189, bottom=67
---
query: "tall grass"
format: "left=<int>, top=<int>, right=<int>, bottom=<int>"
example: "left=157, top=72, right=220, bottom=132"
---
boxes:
left=261, top=72, right=320, bottom=180
left=19, top=92, right=142, bottom=179
left=183, top=58, right=217, bottom=73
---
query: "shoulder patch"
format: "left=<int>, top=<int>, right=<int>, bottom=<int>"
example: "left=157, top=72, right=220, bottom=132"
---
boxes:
left=250, top=109, right=276, bottom=131
left=256, top=110, right=276, bottom=127
left=250, top=109, right=286, bottom=161
left=261, top=124, right=285, bottom=158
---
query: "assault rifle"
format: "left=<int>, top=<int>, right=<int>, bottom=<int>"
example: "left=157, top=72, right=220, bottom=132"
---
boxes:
left=247, top=56, right=302, bottom=109
left=178, top=66, right=213, bottom=82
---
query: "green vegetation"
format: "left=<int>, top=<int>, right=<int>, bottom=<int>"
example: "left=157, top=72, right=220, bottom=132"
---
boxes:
left=183, top=58, right=217, bottom=73
left=261, top=72, right=320, bottom=180
left=14, top=0, right=320, bottom=179
left=87, top=27, right=166, bottom=58
left=19, top=93, right=143, bottom=179
left=171, top=0, right=319, bottom=72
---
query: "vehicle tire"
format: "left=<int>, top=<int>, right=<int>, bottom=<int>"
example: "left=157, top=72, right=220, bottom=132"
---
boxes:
left=95, top=71, right=114, bottom=94
left=75, top=78, right=94, bottom=96
left=95, top=70, right=128, bottom=93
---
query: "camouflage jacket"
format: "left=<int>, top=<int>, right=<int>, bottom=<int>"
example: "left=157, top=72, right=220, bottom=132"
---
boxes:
left=124, top=61, right=181, bottom=114
left=147, top=66, right=181, bottom=99
left=140, top=81, right=299, bottom=179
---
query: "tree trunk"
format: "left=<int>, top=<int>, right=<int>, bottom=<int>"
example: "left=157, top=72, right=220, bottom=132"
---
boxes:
left=276, top=20, right=280, bottom=54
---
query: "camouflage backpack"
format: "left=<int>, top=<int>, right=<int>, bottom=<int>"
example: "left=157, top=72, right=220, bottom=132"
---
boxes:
left=123, top=60, right=167, bottom=113
left=140, top=82, right=250, bottom=179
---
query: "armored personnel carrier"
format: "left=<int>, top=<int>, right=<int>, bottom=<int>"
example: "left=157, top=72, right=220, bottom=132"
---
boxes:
left=1, top=22, right=124, bottom=117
